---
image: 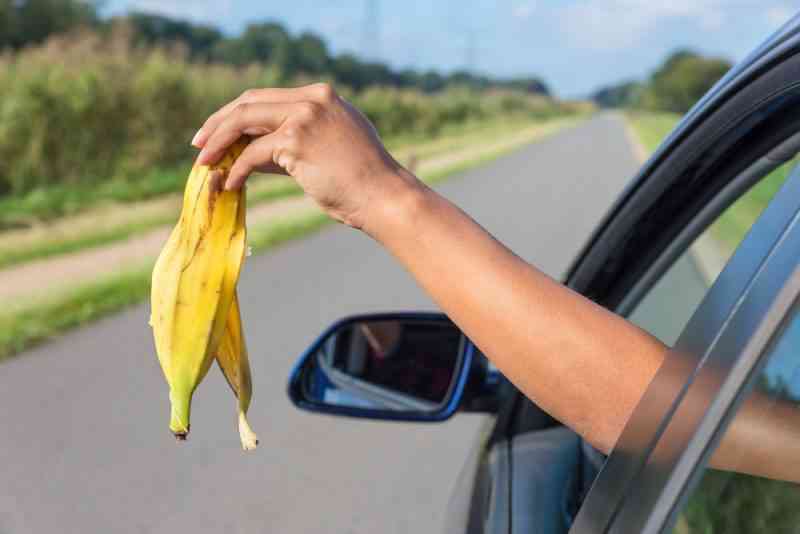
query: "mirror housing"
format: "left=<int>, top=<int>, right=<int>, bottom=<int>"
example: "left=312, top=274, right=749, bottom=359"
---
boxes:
left=287, top=312, right=477, bottom=422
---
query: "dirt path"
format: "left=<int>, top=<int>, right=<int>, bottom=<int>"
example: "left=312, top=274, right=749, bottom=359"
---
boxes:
left=1, top=196, right=317, bottom=303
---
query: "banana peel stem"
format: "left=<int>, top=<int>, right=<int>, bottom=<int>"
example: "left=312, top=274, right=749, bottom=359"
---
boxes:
left=238, top=411, right=259, bottom=451
left=169, top=390, right=191, bottom=440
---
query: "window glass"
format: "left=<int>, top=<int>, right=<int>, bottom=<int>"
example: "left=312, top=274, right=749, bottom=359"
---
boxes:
left=629, top=159, right=797, bottom=345
left=671, top=306, right=800, bottom=534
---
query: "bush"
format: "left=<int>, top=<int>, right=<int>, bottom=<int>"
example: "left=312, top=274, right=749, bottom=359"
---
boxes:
left=0, top=27, right=572, bottom=200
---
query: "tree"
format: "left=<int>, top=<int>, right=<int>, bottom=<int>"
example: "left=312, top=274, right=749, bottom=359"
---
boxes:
left=331, top=53, right=369, bottom=90
left=592, top=80, right=644, bottom=108
left=215, top=22, right=291, bottom=68
left=126, top=12, right=222, bottom=59
left=0, top=0, right=97, bottom=50
left=647, top=50, right=731, bottom=113
left=291, top=32, right=329, bottom=75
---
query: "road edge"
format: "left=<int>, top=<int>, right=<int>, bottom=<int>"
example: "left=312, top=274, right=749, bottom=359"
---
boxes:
left=621, top=112, right=724, bottom=287
left=0, top=116, right=586, bottom=361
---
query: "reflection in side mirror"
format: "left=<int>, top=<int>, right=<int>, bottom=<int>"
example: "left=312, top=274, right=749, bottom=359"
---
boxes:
left=288, top=313, right=473, bottom=422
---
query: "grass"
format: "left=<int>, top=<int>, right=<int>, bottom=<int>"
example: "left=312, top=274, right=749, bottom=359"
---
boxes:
left=0, top=177, right=303, bottom=269
left=0, top=265, right=153, bottom=360
left=0, top=115, right=571, bottom=270
left=0, top=115, right=582, bottom=361
left=0, top=113, right=566, bottom=231
left=709, top=160, right=796, bottom=253
left=625, top=110, right=682, bottom=153
left=625, top=109, right=797, bottom=255
left=0, top=209, right=331, bottom=361
left=0, top=216, right=173, bottom=270
left=0, top=166, right=190, bottom=230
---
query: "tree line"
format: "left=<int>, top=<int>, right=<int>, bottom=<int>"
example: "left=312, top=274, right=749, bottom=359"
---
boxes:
left=0, top=0, right=550, bottom=95
left=593, top=49, right=732, bottom=113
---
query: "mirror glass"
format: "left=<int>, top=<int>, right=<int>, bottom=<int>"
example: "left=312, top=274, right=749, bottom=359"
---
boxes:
left=297, top=318, right=465, bottom=413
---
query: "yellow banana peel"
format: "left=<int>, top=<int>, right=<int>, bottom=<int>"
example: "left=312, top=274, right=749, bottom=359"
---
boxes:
left=150, top=139, right=258, bottom=450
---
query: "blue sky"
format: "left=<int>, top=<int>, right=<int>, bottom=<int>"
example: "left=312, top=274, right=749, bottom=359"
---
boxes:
left=102, top=1, right=798, bottom=98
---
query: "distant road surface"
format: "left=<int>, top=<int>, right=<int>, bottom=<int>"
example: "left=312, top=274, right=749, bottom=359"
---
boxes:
left=0, top=113, right=641, bottom=534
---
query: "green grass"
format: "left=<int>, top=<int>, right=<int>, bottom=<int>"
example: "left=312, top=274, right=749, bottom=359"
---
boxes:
left=0, top=166, right=190, bottom=230
left=625, top=110, right=682, bottom=153
left=0, top=116, right=569, bottom=270
left=0, top=210, right=330, bottom=361
left=625, top=109, right=797, bottom=254
left=0, top=115, right=581, bottom=361
left=0, top=216, right=173, bottom=270
left=0, top=265, right=153, bottom=360
left=0, top=113, right=571, bottom=231
left=0, top=178, right=305, bottom=270
left=709, top=160, right=796, bottom=252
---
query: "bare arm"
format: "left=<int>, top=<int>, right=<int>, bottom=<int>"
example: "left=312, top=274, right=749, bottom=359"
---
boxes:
left=191, top=84, right=800, bottom=479
left=365, top=176, right=667, bottom=452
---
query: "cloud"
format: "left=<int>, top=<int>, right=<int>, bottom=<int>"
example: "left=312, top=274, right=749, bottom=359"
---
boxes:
left=557, top=0, right=731, bottom=50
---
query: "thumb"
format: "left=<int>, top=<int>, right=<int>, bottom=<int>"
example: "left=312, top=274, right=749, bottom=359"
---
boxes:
left=225, top=134, right=288, bottom=191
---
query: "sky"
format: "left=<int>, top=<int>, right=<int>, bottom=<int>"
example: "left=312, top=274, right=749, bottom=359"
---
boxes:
left=102, top=0, right=799, bottom=98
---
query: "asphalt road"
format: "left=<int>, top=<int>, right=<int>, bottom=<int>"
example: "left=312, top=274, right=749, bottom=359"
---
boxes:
left=0, top=113, right=641, bottom=534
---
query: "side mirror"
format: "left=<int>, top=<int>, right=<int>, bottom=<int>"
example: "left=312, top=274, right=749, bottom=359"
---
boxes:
left=287, top=313, right=475, bottom=422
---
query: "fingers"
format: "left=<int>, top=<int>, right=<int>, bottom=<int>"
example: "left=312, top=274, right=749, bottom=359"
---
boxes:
left=224, top=134, right=284, bottom=191
left=196, top=102, right=295, bottom=166
left=192, top=84, right=334, bottom=148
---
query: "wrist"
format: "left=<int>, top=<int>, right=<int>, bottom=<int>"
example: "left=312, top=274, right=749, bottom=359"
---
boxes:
left=362, top=168, right=436, bottom=245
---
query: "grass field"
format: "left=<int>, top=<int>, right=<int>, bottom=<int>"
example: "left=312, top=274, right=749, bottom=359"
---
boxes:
left=626, top=111, right=796, bottom=254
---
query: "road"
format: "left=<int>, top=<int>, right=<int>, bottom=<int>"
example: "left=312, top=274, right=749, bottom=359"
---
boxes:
left=0, top=113, right=641, bottom=534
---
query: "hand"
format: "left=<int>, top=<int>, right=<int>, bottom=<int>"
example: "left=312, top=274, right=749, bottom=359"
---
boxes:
left=192, top=83, right=420, bottom=231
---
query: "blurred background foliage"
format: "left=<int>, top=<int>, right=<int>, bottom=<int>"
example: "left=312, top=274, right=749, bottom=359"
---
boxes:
left=0, top=0, right=574, bottom=211
left=593, top=49, right=732, bottom=113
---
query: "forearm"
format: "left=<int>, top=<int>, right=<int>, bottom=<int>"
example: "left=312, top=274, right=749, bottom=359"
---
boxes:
left=710, top=396, right=800, bottom=482
left=368, top=174, right=668, bottom=452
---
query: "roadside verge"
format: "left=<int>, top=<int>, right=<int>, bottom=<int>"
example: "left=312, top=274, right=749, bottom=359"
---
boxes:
left=0, top=116, right=584, bottom=360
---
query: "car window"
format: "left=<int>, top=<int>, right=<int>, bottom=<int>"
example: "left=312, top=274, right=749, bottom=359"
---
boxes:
left=670, top=304, right=800, bottom=534
left=628, top=158, right=798, bottom=345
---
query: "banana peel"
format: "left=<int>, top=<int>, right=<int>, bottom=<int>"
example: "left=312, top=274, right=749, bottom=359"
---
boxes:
left=150, top=138, right=258, bottom=450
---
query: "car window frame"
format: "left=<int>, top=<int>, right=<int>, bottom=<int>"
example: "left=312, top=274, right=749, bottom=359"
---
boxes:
left=561, top=28, right=800, bottom=534
left=606, top=165, right=800, bottom=534
left=570, top=167, right=800, bottom=534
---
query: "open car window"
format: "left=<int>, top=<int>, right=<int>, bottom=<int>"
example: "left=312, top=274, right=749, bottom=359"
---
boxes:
left=629, top=157, right=798, bottom=346
left=671, top=303, right=800, bottom=533
left=574, top=158, right=800, bottom=534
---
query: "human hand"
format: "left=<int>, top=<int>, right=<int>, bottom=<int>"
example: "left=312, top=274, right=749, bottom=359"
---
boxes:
left=192, top=83, right=420, bottom=231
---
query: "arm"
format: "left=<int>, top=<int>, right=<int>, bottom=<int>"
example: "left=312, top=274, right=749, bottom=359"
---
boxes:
left=191, top=83, right=667, bottom=453
left=369, top=175, right=668, bottom=452
left=190, top=85, right=800, bottom=478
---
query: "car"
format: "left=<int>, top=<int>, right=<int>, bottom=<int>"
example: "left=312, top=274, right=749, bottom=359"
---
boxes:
left=286, top=13, right=800, bottom=534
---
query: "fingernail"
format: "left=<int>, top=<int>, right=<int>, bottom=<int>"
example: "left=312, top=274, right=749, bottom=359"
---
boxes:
left=191, top=131, right=203, bottom=147
left=223, top=177, right=236, bottom=191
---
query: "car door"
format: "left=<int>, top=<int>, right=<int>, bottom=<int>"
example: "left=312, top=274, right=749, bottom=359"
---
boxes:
left=451, top=16, right=800, bottom=534
left=562, top=14, right=800, bottom=534
left=608, top=166, right=800, bottom=534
